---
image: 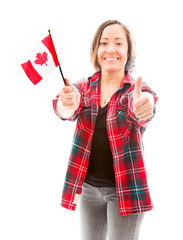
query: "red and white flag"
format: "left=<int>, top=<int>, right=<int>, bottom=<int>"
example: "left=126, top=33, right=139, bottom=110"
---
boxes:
left=21, top=34, right=60, bottom=85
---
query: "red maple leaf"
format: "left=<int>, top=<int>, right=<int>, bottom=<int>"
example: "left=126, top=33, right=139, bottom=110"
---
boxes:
left=34, top=52, right=48, bottom=66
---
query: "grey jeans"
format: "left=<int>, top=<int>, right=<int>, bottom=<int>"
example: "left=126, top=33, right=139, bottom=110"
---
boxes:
left=79, top=182, right=145, bottom=240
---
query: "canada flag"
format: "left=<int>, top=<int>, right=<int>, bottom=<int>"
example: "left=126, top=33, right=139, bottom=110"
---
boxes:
left=21, top=35, right=60, bottom=85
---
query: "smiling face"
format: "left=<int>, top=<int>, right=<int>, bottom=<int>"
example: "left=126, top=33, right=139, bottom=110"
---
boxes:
left=97, top=24, right=128, bottom=74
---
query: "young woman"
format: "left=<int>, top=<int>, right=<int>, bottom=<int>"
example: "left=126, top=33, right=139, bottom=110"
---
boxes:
left=53, top=20, right=158, bottom=240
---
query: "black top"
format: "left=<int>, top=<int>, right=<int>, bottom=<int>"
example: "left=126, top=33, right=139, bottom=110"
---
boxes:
left=84, top=103, right=116, bottom=187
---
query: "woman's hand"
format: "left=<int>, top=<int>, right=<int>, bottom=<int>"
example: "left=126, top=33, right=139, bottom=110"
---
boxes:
left=57, top=78, right=81, bottom=118
left=133, top=77, right=154, bottom=121
left=58, top=78, right=81, bottom=110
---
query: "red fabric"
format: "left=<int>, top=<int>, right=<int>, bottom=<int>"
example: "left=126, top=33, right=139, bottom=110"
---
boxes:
left=21, top=60, right=42, bottom=85
left=42, top=35, right=60, bottom=67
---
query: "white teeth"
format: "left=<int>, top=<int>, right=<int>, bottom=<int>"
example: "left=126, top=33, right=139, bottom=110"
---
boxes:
left=105, top=58, right=118, bottom=61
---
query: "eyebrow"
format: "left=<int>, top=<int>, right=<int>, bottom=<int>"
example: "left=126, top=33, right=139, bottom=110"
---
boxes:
left=100, top=37, right=125, bottom=40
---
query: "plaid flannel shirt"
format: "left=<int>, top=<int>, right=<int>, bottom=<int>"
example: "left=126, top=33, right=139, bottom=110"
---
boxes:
left=53, top=71, right=158, bottom=216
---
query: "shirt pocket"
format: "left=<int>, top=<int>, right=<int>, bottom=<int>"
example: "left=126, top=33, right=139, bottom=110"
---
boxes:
left=116, top=106, right=138, bottom=137
left=76, top=91, right=91, bottom=129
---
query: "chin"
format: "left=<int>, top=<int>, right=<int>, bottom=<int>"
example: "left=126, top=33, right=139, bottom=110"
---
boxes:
left=103, top=66, right=124, bottom=73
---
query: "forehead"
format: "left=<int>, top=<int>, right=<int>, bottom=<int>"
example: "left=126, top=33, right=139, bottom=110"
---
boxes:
left=101, top=24, right=127, bottom=39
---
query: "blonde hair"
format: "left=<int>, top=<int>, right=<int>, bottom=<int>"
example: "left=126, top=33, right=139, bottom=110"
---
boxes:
left=90, top=20, right=136, bottom=73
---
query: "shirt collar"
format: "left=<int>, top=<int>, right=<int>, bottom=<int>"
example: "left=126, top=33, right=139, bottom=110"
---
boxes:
left=90, top=71, right=134, bottom=89
left=90, top=71, right=101, bottom=84
left=119, top=72, right=133, bottom=89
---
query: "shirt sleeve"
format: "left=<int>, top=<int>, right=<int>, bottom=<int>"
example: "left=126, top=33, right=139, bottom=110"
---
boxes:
left=52, top=78, right=87, bottom=121
left=127, top=82, right=158, bottom=128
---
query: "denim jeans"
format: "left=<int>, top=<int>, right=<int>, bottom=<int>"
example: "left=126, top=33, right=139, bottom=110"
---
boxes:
left=79, top=182, right=145, bottom=240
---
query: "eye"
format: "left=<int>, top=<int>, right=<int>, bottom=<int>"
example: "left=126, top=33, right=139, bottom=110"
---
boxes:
left=100, top=42, right=107, bottom=45
left=116, top=42, right=123, bottom=46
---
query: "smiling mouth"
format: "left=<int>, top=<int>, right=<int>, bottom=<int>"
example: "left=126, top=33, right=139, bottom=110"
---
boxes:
left=104, top=57, right=119, bottom=62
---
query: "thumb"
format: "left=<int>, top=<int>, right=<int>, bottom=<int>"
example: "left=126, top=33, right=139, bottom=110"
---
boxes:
left=64, top=78, right=72, bottom=87
left=64, top=78, right=79, bottom=94
left=134, top=76, right=142, bottom=99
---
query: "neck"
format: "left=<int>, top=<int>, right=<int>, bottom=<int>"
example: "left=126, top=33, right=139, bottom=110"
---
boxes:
left=100, top=69, right=125, bottom=87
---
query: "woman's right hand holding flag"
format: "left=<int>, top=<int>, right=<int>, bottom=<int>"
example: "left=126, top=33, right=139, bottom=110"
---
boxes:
left=57, top=78, right=81, bottom=118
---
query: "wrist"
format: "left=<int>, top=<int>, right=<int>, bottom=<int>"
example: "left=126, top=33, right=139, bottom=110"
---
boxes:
left=57, top=100, right=76, bottom=118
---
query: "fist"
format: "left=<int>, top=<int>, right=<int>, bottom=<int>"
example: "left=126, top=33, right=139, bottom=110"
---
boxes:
left=133, top=77, right=154, bottom=121
left=58, top=78, right=81, bottom=111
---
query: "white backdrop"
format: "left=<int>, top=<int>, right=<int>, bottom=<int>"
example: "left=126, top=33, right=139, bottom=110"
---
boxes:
left=1, top=0, right=183, bottom=239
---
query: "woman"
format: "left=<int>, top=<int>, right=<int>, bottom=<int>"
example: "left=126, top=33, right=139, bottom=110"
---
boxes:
left=53, top=20, right=158, bottom=240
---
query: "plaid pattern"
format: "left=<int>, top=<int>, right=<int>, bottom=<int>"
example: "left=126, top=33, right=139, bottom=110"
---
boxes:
left=53, top=71, right=158, bottom=216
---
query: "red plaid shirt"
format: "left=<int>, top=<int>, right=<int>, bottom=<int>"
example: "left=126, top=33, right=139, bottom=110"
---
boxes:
left=53, top=71, right=158, bottom=216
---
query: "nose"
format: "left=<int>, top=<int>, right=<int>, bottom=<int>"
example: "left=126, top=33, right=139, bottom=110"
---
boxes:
left=106, top=43, right=116, bottom=53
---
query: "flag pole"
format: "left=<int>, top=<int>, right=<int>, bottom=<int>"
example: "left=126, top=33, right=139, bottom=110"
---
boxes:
left=48, top=29, right=66, bottom=85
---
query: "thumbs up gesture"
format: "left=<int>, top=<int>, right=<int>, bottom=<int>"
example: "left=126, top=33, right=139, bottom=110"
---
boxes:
left=133, top=77, right=154, bottom=121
